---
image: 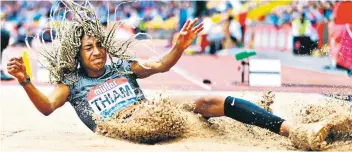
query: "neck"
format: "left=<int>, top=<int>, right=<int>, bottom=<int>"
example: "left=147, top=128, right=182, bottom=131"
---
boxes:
left=84, top=67, right=106, bottom=78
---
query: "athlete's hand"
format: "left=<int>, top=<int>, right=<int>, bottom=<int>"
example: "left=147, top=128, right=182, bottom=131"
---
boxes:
left=7, top=57, right=28, bottom=82
left=175, top=18, right=204, bottom=51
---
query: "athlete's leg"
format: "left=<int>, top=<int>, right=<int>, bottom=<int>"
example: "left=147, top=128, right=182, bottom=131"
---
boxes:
left=194, top=95, right=291, bottom=135
left=193, top=95, right=348, bottom=150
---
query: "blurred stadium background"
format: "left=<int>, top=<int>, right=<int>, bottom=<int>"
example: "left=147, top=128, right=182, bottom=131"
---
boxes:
left=1, top=0, right=351, bottom=97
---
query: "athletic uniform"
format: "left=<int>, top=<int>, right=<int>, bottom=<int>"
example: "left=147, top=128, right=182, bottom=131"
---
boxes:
left=64, top=60, right=145, bottom=131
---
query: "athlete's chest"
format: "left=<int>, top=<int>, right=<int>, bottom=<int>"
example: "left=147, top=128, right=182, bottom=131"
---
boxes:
left=86, top=77, right=139, bottom=118
left=70, top=75, right=144, bottom=119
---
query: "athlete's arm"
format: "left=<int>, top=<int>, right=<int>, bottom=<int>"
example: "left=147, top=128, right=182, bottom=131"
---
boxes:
left=131, top=18, right=204, bottom=78
left=7, top=57, right=69, bottom=116
left=130, top=45, right=183, bottom=78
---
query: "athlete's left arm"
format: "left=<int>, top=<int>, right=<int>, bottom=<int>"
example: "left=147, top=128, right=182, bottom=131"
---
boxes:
left=131, top=18, right=204, bottom=78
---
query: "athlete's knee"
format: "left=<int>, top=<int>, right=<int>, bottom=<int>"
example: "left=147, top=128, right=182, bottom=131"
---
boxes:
left=194, top=95, right=225, bottom=117
left=194, top=95, right=218, bottom=110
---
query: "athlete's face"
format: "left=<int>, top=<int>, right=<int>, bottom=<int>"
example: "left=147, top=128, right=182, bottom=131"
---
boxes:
left=80, top=35, right=107, bottom=72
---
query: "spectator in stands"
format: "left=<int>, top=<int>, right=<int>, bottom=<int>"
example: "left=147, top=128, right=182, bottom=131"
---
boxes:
left=223, top=15, right=242, bottom=49
left=292, top=12, right=313, bottom=54
left=323, top=1, right=333, bottom=21
left=278, top=10, right=291, bottom=26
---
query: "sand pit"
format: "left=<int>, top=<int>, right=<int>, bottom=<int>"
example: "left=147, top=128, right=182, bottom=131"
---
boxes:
left=1, top=86, right=352, bottom=151
left=93, top=90, right=352, bottom=151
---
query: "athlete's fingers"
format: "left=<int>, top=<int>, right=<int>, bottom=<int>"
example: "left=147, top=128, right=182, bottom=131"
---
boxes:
left=195, top=27, right=204, bottom=34
left=192, top=22, right=203, bottom=33
left=8, top=65, right=19, bottom=70
left=187, top=18, right=198, bottom=31
left=181, top=20, right=190, bottom=32
left=7, top=68, right=16, bottom=74
left=7, top=61, right=22, bottom=67
left=18, top=57, right=24, bottom=64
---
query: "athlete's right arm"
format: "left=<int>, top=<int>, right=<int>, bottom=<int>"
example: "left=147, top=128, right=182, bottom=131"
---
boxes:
left=7, top=57, right=69, bottom=116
